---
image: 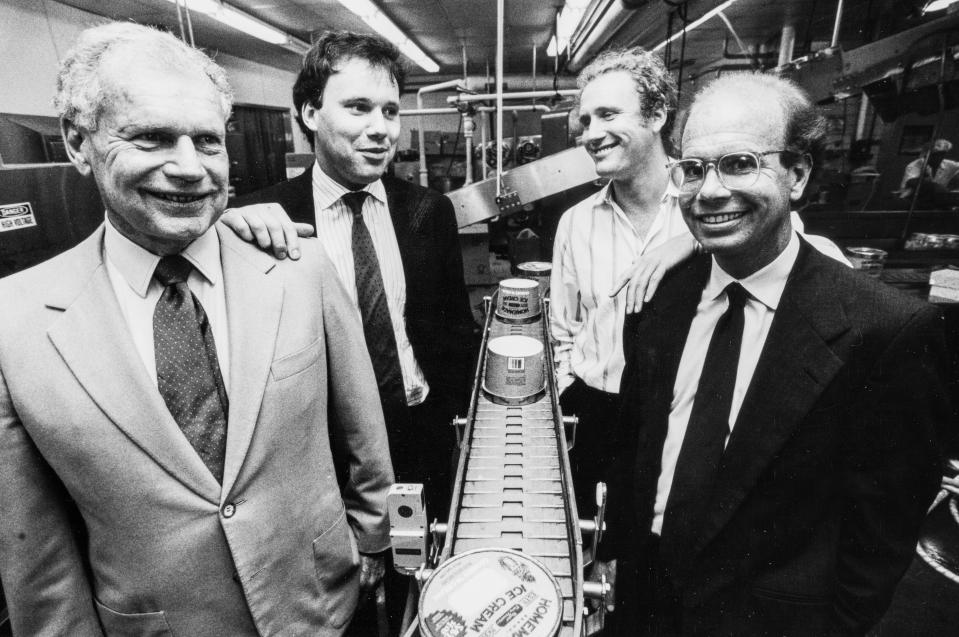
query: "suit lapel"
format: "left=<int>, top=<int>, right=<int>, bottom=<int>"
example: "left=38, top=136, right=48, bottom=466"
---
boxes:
left=695, top=244, right=849, bottom=551
left=46, top=228, right=221, bottom=502
left=384, top=177, right=412, bottom=257
left=217, top=229, right=283, bottom=496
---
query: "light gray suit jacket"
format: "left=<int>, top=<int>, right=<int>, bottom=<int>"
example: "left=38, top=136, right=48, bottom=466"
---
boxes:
left=0, top=225, right=394, bottom=636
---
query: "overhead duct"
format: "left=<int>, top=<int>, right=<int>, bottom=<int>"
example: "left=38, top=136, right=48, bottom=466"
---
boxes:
left=831, top=12, right=959, bottom=119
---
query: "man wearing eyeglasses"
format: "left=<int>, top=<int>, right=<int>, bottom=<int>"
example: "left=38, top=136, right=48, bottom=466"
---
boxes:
left=550, top=47, right=844, bottom=523
left=594, top=73, right=948, bottom=636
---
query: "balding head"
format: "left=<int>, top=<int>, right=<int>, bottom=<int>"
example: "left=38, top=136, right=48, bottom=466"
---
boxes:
left=682, top=73, right=826, bottom=170
left=55, top=22, right=233, bottom=131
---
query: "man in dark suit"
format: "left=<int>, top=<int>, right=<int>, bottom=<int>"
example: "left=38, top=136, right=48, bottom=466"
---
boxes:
left=595, top=73, right=949, bottom=636
left=228, top=31, right=474, bottom=520
left=225, top=30, right=475, bottom=635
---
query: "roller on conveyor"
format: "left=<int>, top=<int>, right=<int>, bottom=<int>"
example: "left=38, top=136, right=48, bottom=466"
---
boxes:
left=388, top=264, right=611, bottom=637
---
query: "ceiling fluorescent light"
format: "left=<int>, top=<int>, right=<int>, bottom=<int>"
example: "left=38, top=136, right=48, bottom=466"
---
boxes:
left=653, top=0, right=740, bottom=52
left=335, top=0, right=440, bottom=72
left=216, top=5, right=287, bottom=44
left=173, top=0, right=220, bottom=14
left=549, top=0, right=591, bottom=57
left=923, top=0, right=959, bottom=13
left=164, top=0, right=308, bottom=48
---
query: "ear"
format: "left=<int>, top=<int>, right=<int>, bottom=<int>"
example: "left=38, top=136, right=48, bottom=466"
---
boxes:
left=645, top=105, right=667, bottom=135
left=300, top=101, right=321, bottom=133
left=788, top=153, right=813, bottom=202
left=61, top=118, right=92, bottom=176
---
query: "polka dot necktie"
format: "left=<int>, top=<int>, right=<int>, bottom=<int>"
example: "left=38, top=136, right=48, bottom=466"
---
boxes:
left=153, top=255, right=228, bottom=483
left=661, top=282, right=750, bottom=561
left=342, top=191, right=404, bottom=400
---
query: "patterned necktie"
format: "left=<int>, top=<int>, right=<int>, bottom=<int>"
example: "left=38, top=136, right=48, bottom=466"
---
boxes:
left=342, top=191, right=405, bottom=400
left=153, top=255, right=229, bottom=483
left=661, top=282, right=749, bottom=562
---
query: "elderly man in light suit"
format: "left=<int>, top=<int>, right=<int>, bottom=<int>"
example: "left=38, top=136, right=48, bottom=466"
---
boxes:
left=0, top=22, right=392, bottom=636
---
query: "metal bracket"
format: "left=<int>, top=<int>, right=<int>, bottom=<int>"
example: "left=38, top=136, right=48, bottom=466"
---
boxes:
left=582, top=573, right=611, bottom=636
left=451, top=416, right=468, bottom=448
left=592, top=482, right=608, bottom=561
left=494, top=185, right=523, bottom=214
left=429, top=521, right=447, bottom=567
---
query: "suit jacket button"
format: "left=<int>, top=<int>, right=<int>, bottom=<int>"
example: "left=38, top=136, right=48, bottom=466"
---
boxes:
left=223, top=503, right=236, bottom=518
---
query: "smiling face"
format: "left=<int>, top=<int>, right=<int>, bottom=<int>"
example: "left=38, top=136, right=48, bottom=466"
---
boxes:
left=64, top=50, right=230, bottom=256
left=301, top=57, right=400, bottom=190
left=578, top=70, right=665, bottom=182
left=679, top=86, right=810, bottom=278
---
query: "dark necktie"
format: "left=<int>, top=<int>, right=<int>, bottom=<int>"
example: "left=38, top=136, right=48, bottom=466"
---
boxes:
left=661, top=282, right=749, bottom=563
left=342, top=191, right=405, bottom=400
left=153, top=255, right=229, bottom=483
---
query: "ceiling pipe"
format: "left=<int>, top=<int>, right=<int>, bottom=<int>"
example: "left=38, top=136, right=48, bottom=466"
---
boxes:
left=448, top=89, right=578, bottom=104
left=496, top=0, right=504, bottom=196
left=777, top=24, right=796, bottom=67
left=831, top=0, right=846, bottom=48
left=405, top=74, right=577, bottom=91
left=182, top=0, right=196, bottom=47
left=402, top=105, right=552, bottom=116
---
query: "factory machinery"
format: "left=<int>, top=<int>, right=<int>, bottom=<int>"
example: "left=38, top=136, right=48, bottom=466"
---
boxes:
left=389, top=268, right=610, bottom=637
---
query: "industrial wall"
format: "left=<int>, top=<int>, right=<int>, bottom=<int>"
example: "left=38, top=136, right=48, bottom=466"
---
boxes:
left=0, top=0, right=310, bottom=154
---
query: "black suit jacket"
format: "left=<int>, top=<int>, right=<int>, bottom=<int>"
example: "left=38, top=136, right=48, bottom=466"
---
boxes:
left=232, top=170, right=476, bottom=439
left=604, top=240, right=948, bottom=636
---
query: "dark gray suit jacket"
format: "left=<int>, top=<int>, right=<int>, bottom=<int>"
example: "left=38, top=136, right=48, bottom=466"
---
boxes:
left=232, top=171, right=476, bottom=482
left=604, top=240, right=948, bottom=636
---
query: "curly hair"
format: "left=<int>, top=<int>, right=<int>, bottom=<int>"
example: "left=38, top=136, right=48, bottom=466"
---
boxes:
left=684, top=72, right=827, bottom=170
left=576, top=46, right=678, bottom=149
left=292, top=30, right=406, bottom=143
left=54, top=22, right=233, bottom=130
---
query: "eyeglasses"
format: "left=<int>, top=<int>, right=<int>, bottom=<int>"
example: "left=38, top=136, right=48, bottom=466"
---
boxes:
left=668, top=150, right=795, bottom=194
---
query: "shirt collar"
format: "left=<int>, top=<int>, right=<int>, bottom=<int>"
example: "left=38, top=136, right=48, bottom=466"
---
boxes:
left=312, top=161, right=387, bottom=211
left=594, top=177, right=674, bottom=220
left=705, top=231, right=800, bottom=311
left=103, top=215, right=221, bottom=298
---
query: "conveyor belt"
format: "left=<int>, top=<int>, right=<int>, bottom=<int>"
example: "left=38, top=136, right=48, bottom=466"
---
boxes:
left=440, top=293, right=584, bottom=636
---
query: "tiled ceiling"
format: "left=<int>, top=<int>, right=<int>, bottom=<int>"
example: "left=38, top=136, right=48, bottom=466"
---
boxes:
left=52, top=0, right=937, bottom=91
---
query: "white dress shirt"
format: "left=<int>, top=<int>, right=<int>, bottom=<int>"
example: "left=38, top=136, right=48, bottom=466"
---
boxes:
left=310, top=162, right=428, bottom=406
left=651, top=232, right=801, bottom=535
left=550, top=183, right=689, bottom=394
left=550, top=180, right=845, bottom=396
left=103, top=219, right=231, bottom=391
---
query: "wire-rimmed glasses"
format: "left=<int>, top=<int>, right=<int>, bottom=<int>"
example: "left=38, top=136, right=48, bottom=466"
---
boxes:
left=668, top=150, right=794, bottom=195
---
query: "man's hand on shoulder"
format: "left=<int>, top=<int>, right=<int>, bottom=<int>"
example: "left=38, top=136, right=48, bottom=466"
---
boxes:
left=220, top=203, right=313, bottom=260
left=610, top=234, right=699, bottom=314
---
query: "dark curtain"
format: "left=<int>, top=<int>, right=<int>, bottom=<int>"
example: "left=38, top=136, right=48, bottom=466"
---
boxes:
left=227, top=106, right=292, bottom=197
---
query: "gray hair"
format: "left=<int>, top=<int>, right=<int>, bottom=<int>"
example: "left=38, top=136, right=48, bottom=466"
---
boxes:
left=577, top=46, right=677, bottom=150
left=685, top=72, right=827, bottom=168
left=54, top=22, right=233, bottom=130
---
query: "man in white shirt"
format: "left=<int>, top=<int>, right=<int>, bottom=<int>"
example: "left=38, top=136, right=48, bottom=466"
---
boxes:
left=550, top=47, right=845, bottom=519
left=595, top=72, right=948, bottom=636
left=0, top=23, right=392, bottom=636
